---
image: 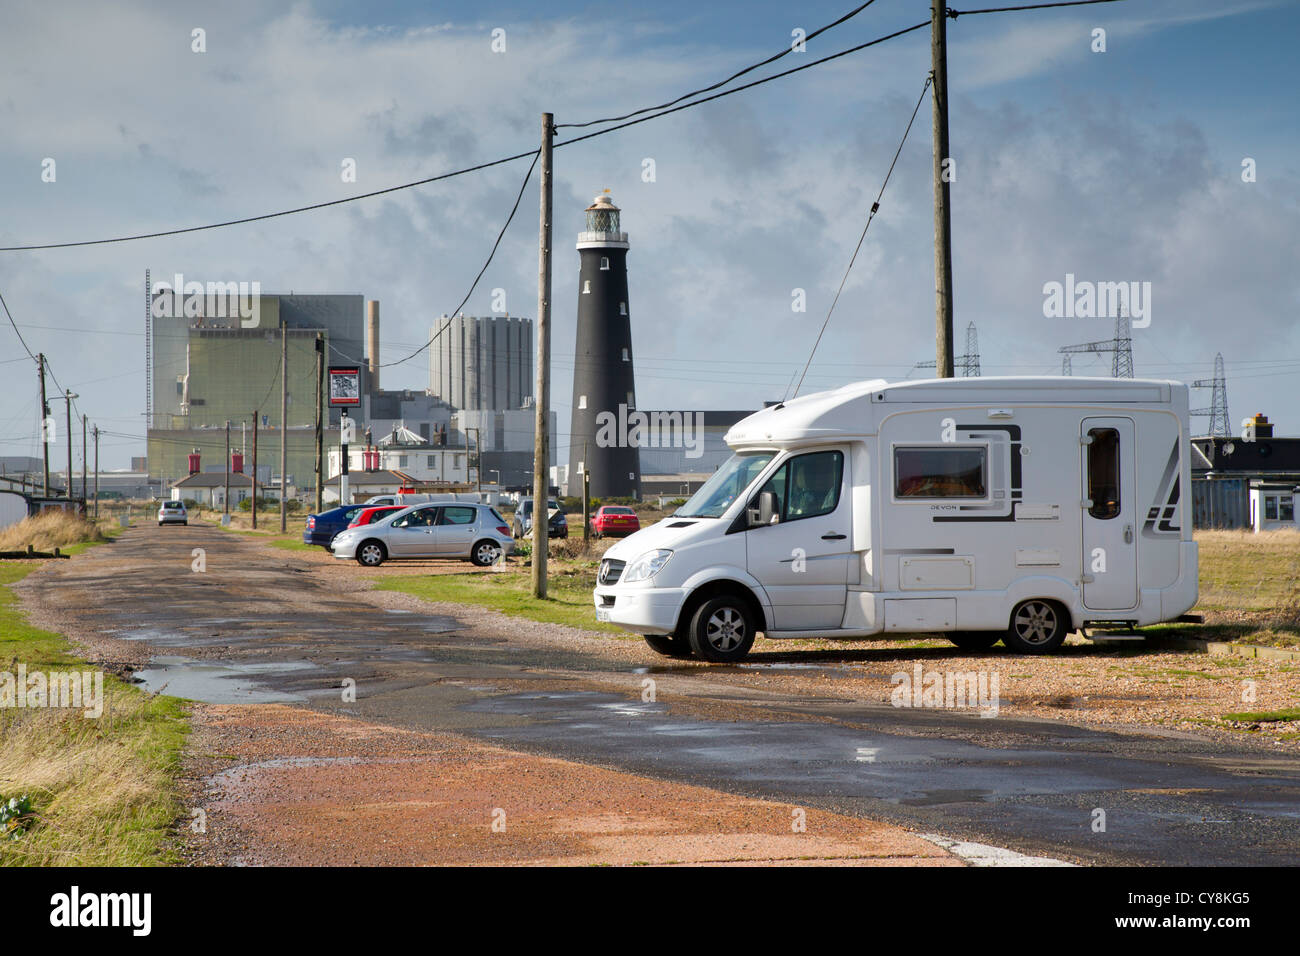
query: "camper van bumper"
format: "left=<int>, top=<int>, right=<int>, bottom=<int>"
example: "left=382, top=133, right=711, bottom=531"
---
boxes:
left=593, top=586, right=687, bottom=635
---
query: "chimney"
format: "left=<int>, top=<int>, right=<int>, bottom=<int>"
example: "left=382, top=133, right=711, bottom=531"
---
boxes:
left=366, top=300, right=380, bottom=391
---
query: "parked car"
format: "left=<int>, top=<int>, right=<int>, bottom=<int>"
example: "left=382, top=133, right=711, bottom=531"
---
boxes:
left=158, top=500, right=188, bottom=526
left=364, top=493, right=479, bottom=507
left=590, top=505, right=639, bottom=539
left=511, top=498, right=567, bottom=539
left=347, top=505, right=404, bottom=529
left=331, top=502, right=514, bottom=567
left=302, top=504, right=367, bottom=549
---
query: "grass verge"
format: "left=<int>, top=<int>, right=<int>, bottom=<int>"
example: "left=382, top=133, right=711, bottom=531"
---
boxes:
left=373, top=567, right=629, bottom=636
left=0, top=564, right=188, bottom=865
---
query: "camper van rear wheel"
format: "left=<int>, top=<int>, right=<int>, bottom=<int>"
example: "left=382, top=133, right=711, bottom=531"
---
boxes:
left=687, top=595, right=756, bottom=662
left=948, top=631, right=1001, bottom=651
left=1005, top=599, right=1068, bottom=654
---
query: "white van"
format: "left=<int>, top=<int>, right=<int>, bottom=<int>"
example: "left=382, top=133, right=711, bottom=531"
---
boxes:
left=593, top=377, right=1198, bottom=661
left=364, top=492, right=479, bottom=508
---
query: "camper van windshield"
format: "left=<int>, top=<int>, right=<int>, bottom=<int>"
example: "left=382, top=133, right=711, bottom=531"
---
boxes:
left=675, top=452, right=776, bottom=518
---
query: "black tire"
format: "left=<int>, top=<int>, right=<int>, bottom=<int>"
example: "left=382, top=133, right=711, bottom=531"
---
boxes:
left=1004, top=599, right=1069, bottom=654
left=643, top=632, right=693, bottom=658
left=356, top=540, right=386, bottom=567
left=947, top=631, right=1002, bottom=651
left=471, top=539, right=502, bottom=567
left=686, top=594, right=757, bottom=663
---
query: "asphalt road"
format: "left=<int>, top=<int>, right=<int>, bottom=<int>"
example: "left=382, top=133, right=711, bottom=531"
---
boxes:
left=21, top=523, right=1300, bottom=866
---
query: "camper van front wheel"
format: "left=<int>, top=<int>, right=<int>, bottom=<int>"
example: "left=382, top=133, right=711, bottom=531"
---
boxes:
left=1005, top=599, right=1068, bottom=654
left=687, top=595, right=757, bottom=662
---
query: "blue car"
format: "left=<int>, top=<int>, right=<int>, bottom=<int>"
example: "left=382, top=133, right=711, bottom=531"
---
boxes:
left=303, top=505, right=366, bottom=549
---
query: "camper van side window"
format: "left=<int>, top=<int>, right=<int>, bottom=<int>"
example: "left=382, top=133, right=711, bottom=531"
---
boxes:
left=756, top=450, right=843, bottom=522
left=1087, top=428, right=1121, bottom=520
left=894, top=447, right=986, bottom=498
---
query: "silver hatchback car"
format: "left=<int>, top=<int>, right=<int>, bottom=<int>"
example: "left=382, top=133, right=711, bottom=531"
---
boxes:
left=158, top=500, right=188, bottom=526
left=330, top=502, right=514, bottom=568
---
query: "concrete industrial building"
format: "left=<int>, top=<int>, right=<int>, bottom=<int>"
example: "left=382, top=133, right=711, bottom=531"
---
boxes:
left=428, top=314, right=533, bottom=412
left=568, top=193, right=640, bottom=499
left=145, top=285, right=360, bottom=492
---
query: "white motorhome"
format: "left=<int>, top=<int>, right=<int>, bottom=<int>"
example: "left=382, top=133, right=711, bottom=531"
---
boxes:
left=593, top=377, right=1198, bottom=661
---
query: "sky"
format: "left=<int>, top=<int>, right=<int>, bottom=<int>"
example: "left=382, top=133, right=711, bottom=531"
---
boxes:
left=1, top=0, right=1296, bottom=470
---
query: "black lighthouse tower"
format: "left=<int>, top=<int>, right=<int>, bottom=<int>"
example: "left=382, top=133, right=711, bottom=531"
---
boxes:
left=569, top=192, right=640, bottom=499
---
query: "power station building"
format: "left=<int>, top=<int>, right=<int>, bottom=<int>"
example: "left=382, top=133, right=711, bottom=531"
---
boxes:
left=145, top=288, right=363, bottom=490
left=568, top=193, right=641, bottom=499
left=428, top=314, right=533, bottom=412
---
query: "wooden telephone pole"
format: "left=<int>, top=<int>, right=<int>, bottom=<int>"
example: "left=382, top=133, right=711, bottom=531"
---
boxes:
left=531, top=113, right=553, bottom=599
left=37, top=354, right=50, bottom=496
left=314, top=333, right=324, bottom=515
left=92, top=425, right=99, bottom=519
left=251, top=411, right=259, bottom=529
left=931, top=1, right=955, bottom=378
left=279, top=320, right=288, bottom=532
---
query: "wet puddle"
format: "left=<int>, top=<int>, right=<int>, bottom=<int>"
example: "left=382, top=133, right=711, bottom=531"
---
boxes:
left=134, top=656, right=317, bottom=704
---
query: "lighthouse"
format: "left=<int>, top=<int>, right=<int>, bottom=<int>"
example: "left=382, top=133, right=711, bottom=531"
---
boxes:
left=569, top=192, right=641, bottom=500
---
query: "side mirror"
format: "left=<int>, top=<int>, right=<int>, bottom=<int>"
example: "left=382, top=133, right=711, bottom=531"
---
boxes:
left=748, top=490, right=779, bottom=528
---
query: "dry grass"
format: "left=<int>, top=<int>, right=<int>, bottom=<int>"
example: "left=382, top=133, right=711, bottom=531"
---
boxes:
left=0, top=511, right=106, bottom=553
left=0, top=691, right=188, bottom=866
left=0, top=564, right=188, bottom=866
left=1195, top=529, right=1300, bottom=614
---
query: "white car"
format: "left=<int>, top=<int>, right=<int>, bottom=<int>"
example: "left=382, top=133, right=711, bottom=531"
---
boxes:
left=158, top=500, right=188, bottom=526
left=330, top=502, right=514, bottom=567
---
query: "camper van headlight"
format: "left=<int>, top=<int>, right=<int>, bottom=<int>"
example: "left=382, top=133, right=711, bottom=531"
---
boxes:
left=622, top=549, right=673, bottom=584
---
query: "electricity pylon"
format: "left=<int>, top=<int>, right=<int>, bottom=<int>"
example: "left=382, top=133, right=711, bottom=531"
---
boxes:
left=1059, top=314, right=1135, bottom=378
left=1191, top=352, right=1230, bottom=438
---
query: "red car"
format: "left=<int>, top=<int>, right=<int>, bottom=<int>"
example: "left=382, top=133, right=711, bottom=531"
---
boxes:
left=590, top=505, right=640, bottom=538
left=346, top=505, right=404, bottom=529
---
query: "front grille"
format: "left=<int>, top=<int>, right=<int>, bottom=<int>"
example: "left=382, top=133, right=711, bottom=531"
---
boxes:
left=597, top=558, right=625, bottom=586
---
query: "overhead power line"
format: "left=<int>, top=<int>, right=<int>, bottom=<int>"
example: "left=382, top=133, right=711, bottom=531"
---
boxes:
left=950, top=0, right=1125, bottom=16
left=790, top=74, right=932, bottom=400
left=553, top=21, right=931, bottom=151
left=557, top=0, right=881, bottom=129
left=0, top=289, right=38, bottom=362
left=380, top=149, right=540, bottom=369
left=0, top=20, right=928, bottom=254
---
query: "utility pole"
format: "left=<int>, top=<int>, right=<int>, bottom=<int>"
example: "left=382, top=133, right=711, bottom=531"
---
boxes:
left=931, top=1, right=955, bottom=378
left=582, top=441, right=590, bottom=546
left=92, top=425, right=99, bottom=519
left=279, top=320, right=288, bottom=532
left=466, top=426, right=481, bottom=495
left=251, top=411, right=259, bottom=529
left=532, top=112, right=553, bottom=598
left=64, top=390, right=73, bottom=502
left=224, top=420, right=231, bottom=524
left=81, top=414, right=87, bottom=504
left=37, top=354, right=50, bottom=497
left=314, top=333, right=323, bottom=515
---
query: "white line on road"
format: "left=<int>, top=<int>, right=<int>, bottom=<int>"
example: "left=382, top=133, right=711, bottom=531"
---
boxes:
left=920, top=834, right=1076, bottom=867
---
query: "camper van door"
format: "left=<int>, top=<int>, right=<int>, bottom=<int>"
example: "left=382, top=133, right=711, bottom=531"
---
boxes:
left=744, top=448, right=853, bottom=630
left=1080, top=417, right=1138, bottom=610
